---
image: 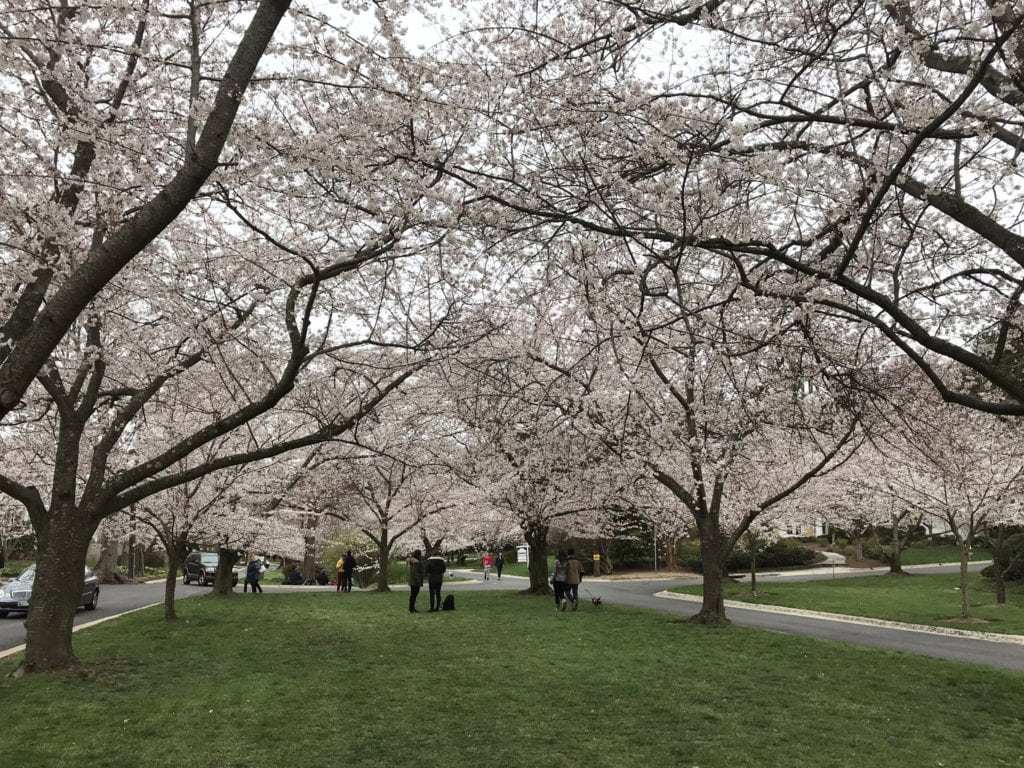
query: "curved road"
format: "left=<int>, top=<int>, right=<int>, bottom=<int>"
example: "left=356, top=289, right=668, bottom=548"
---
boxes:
left=450, top=563, right=1024, bottom=672
left=3, top=565, right=1023, bottom=672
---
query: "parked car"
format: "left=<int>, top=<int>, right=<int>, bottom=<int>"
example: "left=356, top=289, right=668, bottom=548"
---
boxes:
left=0, top=564, right=100, bottom=618
left=181, top=552, right=240, bottom=587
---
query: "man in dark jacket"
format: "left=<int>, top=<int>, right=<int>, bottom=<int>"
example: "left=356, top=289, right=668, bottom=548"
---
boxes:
left=424, top=550, right=447, bottom=612
left=342, top=550, right=356, bottom=592
left=407, top=550, right=425, bottom=613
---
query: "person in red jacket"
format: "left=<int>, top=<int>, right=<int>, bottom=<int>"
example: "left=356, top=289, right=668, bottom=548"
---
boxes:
left=481, top=551, right=494, bottom=580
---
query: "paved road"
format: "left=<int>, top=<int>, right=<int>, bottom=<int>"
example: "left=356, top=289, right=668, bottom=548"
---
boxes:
left=0, top=580, right=189, bottom=656
left=4, top=564, right=1023, bottom=673
left=450, top=565, right=1024, bottom=673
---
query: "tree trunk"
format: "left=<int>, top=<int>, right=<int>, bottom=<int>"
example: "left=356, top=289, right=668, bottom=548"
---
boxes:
left=374, top=536, right=392, bottom=592
left=885, top=516, right=905, bottom=575
left=749, top=552, right=758, bottom=596
left=692, top=533, right=731, bottom=626
left=302, top=532, right=316, bottom=581
left=853, top=535, right=864, bottom=562
left=213, top=547, right=238, bottom=595
left=958, top=542, right=971, bottom=620
left=595, top=539, right=613, bottom=575
left=886, top=548, right=905, bottom=575
left=19, top=512, right=96, bottom=674
left=984, top=527, right=1010, bottom=606
left=523, top=523, right=550, bottom=595
left=994, top=563, right=1006, bottom=605
left=163, top=539, right=188, bottom=620
left=665, top=537, right=678, bottom=571
left=94, top=530, right=122, bottom=582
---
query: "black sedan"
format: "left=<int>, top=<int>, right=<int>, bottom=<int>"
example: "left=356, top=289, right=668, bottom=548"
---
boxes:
left=0, top=564, right=100, bottom=618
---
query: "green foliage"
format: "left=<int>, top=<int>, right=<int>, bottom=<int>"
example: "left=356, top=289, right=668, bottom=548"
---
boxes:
left=1, top=593, right=1023, bottom=767
left=681, top=538, right=818, bottom=573
left=982, top=532, right=1024, bottom=581
left=1, top=559, right=33, bottom=578
left=608, top=531, right=655, bottom=569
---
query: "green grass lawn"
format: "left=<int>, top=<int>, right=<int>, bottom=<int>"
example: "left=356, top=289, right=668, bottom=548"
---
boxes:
left=1, top=591, right=1023, bottom=767
left=672, top=572, right=1024, bottom=634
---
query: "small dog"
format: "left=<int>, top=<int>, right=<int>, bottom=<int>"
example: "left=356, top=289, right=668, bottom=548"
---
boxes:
left=585, top=588, right=601, bottom=607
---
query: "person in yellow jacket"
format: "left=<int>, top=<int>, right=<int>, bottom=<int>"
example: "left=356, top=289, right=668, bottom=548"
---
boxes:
left=335, top=555, right=346, bottom=592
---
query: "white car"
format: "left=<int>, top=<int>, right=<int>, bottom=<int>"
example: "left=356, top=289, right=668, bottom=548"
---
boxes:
left=0, top=563, right=100, bottom=618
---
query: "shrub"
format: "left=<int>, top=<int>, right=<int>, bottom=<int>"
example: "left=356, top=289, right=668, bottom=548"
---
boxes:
left=682, top=539, right=818, bottom=573
left=983, top=533, right=1024, bottom=582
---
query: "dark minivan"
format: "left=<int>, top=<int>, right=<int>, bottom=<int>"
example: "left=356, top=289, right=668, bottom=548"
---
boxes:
left=182, top=552, right=239, bottom=587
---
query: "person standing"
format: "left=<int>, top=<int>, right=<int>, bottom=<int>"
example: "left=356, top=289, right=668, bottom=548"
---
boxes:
left=425, top=550, right=447, bottom=612
left=335, top=553, right=346, bottom=592
left=551, top=551, right=569, bottom=611
left=481, top=551, right=493, bottom=580
left=342, top=550, right=356, bottom=592
left=494, top=552, right=504, bottom=580
left=407, top=549, right=425, bottom=613
left=565, top=547, right=584, bottom=610
left=244, top=555, right=263, bottom=594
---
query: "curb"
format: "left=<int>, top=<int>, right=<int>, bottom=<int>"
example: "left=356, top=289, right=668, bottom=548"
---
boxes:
left=654, top=590, right=1024, bottom=646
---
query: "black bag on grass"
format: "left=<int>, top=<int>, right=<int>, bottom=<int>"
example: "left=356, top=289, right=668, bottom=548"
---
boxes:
left=441, top=594, right=455, bottom=611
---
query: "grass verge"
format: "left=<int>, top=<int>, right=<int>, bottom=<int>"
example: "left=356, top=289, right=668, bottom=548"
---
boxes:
left=672, top=572, right=1024, bottom=634
left=2, top=591, right=1023, bottom=767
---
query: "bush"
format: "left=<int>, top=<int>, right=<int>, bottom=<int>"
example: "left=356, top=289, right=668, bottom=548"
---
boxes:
left=983, top=533, right=1024, bottom=582
left=682, top=539, right=818, bottom=573
left=609, top=532, right=655, bottom=570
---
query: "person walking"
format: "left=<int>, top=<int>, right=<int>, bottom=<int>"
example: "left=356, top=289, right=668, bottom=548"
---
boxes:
left=425, top=549, right=447, bottom=612
left=551, top=550, right=570, bottom=611
left=342, top=550, right=356, bottom=592
left=565, top=547, right=584, bottom=610
left=244, top=555, right=263, bottom=594
left=494, top=552, right=504, bottom=580
left=481, top=551, right=493, bottom=580
left=407, top=549, right=425, bottom=613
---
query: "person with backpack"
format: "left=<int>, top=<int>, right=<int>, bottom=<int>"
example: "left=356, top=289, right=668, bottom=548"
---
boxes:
left=565, top=548, right=584, bottom=611
left=425, top=549, right=447, bottom=612
left=551, top=551, right=570, bottom=611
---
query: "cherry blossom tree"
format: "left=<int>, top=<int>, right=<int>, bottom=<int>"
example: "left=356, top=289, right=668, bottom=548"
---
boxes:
left=421, top=0, right=1024, bottom=415
left=0, top=1, right=480, bottom=673
left=287, top=385, right=476, bottom=591
left=0, top=0, right=293, bottom=418
left=875, top=372, right=1024, bottom=619
left=438, top=301, right=630, bottom=593
left=802, top=430, right=929, bottom=575
left=509, top=240, right=871, bottom=622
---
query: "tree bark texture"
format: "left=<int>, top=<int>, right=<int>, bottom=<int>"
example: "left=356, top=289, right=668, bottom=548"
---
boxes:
left=524, top=524, right=551, bottom=595
left=20, top=512, right=96, bottom=673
